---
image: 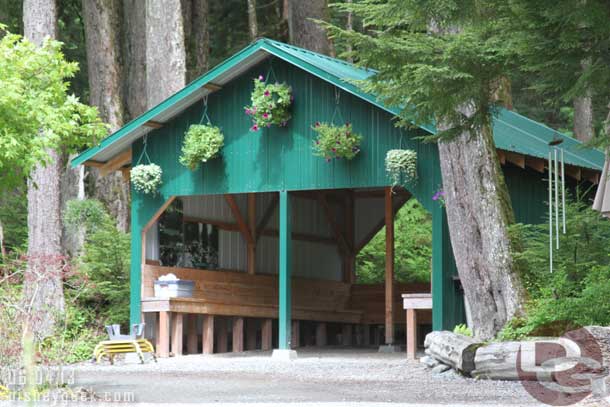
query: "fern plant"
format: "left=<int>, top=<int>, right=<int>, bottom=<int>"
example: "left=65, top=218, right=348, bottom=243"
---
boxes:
left=180, top=124, right=224, bottom=170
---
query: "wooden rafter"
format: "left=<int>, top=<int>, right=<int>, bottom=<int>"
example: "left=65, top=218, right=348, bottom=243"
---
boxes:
left=505, top=151, right=525, bottom=169
left=99, top=148, right=132, bottom=176
left=204, top=83, right=222, bottom=92
left=224, top=195, right=254, bottom=245
left=354, top=192, right=411, bottom=254
left=144, top=120, right=164, bottom=129
left=525, top=156, right=545, bottom=173
left=256, top=194, right=279, bottom=241
left=317, top=192, right=352, bottom=255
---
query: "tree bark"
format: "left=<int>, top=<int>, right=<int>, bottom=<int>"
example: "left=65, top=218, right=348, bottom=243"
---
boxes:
left=247, top=0, right=258, bottom=41
left=438, top=104, right=526, bottom=340
left=23, top=0, right=65, bottom=339
left=123, top=0, right=148, bottom=120
left=146, top=0, right=187, bottom=107
left=574, top=95, right=594, bottom=143
left=424, top=331, right=480, bottom=374
left=287, top=0, right=333, bottom=55
left=183, top=0, right=209, bottom=82
left=82, top=0, right=130, bottom=232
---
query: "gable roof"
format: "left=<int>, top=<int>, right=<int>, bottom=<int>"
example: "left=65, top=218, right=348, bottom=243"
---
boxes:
left=71, top=38, right=604, bottom=171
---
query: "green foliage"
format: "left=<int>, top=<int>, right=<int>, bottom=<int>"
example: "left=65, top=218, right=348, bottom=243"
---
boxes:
left=131, top=164, right=163, bottom=195
left=0, top=183, right=27, bottom=254
left=500, top=196, right=610, bottom=339
left=71, top=200, right=131, bottom=327
left=180, top=124, right=224, bottom=170
left=64, top=199, right=108, bottom=233
left=385, top=149, right=417, bottom=186
left=312, top=122, right=362, bottom=161
left=357, top=199, right=431, bottom=284
left=245, top=76, right=292, bottom=130
left=453, top=324, right=473, bottom=337
left=0, top=29, right=107, bottom=191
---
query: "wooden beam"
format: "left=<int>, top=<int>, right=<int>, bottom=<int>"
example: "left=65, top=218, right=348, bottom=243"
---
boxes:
left=583, top=169, right=600, bottom=185
left=204, top=83, right=222, bottom=92
left=497, top=150, right=506, bottom=165
left=217, top=318, right=228, bottom=353
left=317, top=192, right=352, bottom=255
left=525, top=156, right=545, bottom=173
left=385, top=187, right=395, bottom=345
left=224, top=195, right=254, bottom=245
left=406, top=309, right=417, bottom=359
left=247, top=194, right=256, bottom=275
left=183, top=216, right=240, bottom=231
left=143, top=120, right=163, bottom=129
left=121, top=167, right=131, bottom=182
left=505, top=151, right=525, bottom=169
left=261, top=319, right=273, bottom=351
left=100, top=148, right=132, bottom=176
left=354, top=192, right=411, bottom=254
left=83, top=160, right=105, bottom=168
left=344, top=192, right=356, bottom=283
left=353, top=188, right=410, bottom=199
left=291, top=320, right=300, bottom=349
left=158, top=311, right=170, bottom=358
left=565, top=165, right=582, bottom=181
left=256, top=194, right=278, bottom=241
left=187, top=314, right=198, bottom=354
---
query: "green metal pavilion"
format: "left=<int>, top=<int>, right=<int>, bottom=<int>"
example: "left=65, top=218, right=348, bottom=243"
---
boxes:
left=72, top=38, right=605, bottom=353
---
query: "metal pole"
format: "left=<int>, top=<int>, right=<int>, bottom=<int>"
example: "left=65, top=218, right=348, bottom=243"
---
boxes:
left=554, top=149, right=559, bottom=249
left=548, top=152, right=553, bottom=273
left=561, top=149, right=566, bottom=234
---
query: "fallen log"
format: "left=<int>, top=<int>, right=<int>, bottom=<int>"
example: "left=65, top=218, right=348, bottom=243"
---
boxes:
left=472, top=341, right=529, bottom=380
left=424, top=331, right=481, bottom=375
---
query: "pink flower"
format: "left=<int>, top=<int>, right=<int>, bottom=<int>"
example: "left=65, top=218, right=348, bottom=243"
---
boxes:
left=316, top=140, right=320, bottom=145
left=263, top=113, right=269, bottom=119
left=258, top=75, right=264, bottom=81
left=264, top=90, right=270, bottom=97
left=336, top=141, right=341, bottom=145
left=245, top=108, right=252, bottom=115
left=332, top=148, right=336, bottom=153
left=251, top=124, right=259, bottom=131
left=315, top=121, right=320, bottom=127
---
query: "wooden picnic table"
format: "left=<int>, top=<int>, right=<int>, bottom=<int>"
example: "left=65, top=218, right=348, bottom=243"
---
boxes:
left=402, top=293, right=432, bottom=359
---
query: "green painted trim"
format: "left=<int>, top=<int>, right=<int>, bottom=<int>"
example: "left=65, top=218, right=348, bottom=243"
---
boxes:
left=278, top=190, right=292, bottom=349
left=71, top=41, right=267, bottom=168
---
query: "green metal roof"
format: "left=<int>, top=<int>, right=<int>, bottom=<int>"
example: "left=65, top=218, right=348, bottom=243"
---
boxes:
left=71, top=38, right=604, bottom=171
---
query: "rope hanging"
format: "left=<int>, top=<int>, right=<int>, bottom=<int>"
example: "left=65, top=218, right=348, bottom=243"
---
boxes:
left=136, top=134, right=152, bottom=166
left=330, top=87, right=346, bottom=125
left=198, top=95, right=211, bottom=125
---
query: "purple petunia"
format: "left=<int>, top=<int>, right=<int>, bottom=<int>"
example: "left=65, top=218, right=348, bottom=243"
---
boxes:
left=263, top=113, right=269, bottom=119
left=245, top=108, right=252, bottom=115
left=264, top=90, right=270, bottom=97
left=258, top=75, right=264, bottom=81
left=432, top=190, right=445, bottom=201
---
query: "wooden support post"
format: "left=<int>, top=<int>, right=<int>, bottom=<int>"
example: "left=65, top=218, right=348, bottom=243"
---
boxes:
left=362, top=324, right=371, bottom=346
left=406, top=309, right=418, bottom=360
left=202, top=315, right=215, bottom=354
left=291, top=320, right=300, bottom=349
left=233, top=317, right=244, bottom=352
left=217, top=318, right=228, bottom=353
left=158, top=311, right=170, bottom=358
left=171, top=312, right=184, bottom=356
left=261, top=319, right=273, bottom=351
left=246, top=319, right=257, bottom=350
left=385, top=187, right=395, bottom=345
left=315, top=322, right=327, bottom=346
left=247, top=193, right=256, bottom=275
left=342, top=324, right=353, bottom=346
left=278, top=191, right=292, bottom=349
left=187, top=314, right=198, bottom=354
left=343, top=191, right=356, bottom=283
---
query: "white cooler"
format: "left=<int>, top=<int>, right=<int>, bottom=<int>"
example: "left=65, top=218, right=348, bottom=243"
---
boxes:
left=153, top=279, right=194, bottom=298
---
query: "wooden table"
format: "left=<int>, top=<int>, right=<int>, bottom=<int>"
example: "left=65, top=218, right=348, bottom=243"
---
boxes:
left=402, top=293, right=432, bottom=359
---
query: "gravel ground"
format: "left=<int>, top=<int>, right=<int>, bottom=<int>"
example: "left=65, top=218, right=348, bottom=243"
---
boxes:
left=59, top=347, right=552, bottom=406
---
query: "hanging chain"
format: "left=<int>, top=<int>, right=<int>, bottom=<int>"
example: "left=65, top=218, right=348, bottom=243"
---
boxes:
left=265, top=59, right=278, bottom=84
left=136, top=134, right=152, bottom=166
left=331, top=87, right=345, bottom=125
left=198, top=94, right=211, bottom=125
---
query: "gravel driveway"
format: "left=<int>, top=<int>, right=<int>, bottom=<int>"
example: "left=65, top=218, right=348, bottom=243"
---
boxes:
left=70, top=347, right=548, bottom=406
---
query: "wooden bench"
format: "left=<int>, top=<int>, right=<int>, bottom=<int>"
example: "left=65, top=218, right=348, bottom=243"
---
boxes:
left=141, top=265, right=363, bottom=356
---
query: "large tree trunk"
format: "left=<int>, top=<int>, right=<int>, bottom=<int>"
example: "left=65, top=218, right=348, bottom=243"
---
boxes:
left=123, top=0, right=148, bottom=120
left=183, top=0, right=209, bottom=82
left=438, top=104, right=526, bottom=341
left=82, top=0, right=130, bottom=232
left=23, top=0, right=65, bottom=339
left=574, top=95, right=594, bottom=143
left=146, top=0, right=186, bottom=107
left=287, top=0, right=333, bottom=55
left=247, top=0, right=258, bottom=41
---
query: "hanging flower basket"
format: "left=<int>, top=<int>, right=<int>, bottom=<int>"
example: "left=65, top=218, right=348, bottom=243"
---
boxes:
left=131, top=163, right=163, bottom=195
left=385, top=149, right=417, bottom=186
left=180, top=124, right=224, bottom=170
left=244, top=75, right=292, bottom=131
left=312, top=122, right=362, bottom=161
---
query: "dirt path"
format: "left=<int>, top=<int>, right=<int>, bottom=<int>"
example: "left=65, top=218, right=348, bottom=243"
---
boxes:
left=71, top=348, right=544, bottom=405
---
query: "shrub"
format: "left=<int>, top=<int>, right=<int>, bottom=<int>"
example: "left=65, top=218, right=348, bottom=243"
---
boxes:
left=131, top=163, right=162, bottom=195
left=244, top=75, right=292, bottom=130
left=500, top=196, right=610, bottom=339
left=180, top=124, right=224, bottom=170
left=453, top=323, right=473, bottom=337
left=385, top=149, right=417, bottom=186
left=312, top=122, right=362, bottom=161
